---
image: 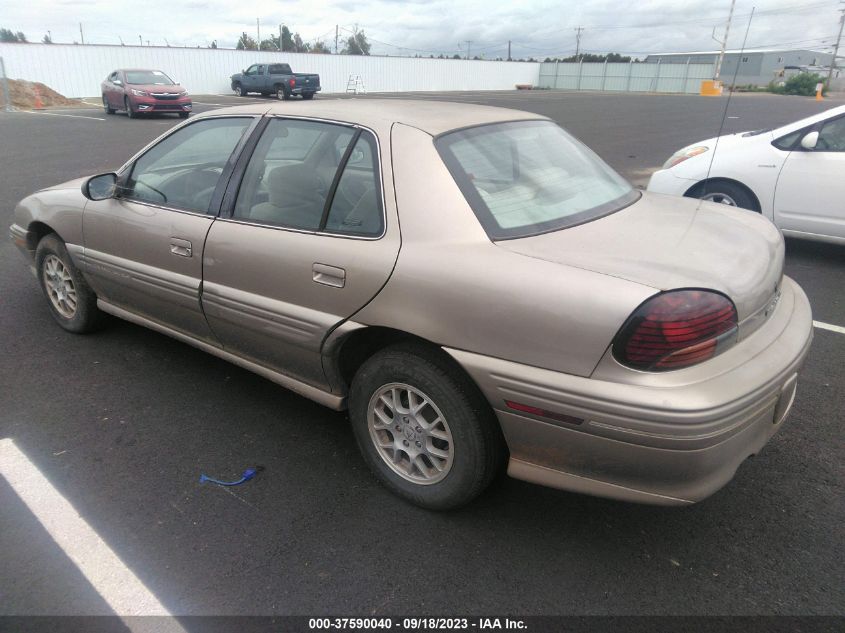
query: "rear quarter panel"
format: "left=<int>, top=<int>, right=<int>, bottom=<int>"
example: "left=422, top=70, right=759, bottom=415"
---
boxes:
left=353, top=123, right=656, bottom=377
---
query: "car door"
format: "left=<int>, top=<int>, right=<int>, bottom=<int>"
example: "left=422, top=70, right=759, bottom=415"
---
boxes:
left=82, top=116, right=257, bottom=341
left=201, top=117, right=400, bottom=389
left=774, top=114, right=845, bottom=240
left=105, top=71, right=122, bottom=108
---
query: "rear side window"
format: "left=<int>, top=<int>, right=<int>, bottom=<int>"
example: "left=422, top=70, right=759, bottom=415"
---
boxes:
left=268, top=64, right=292, bottom=74
left=233, top=118, right=383, bottom=236
left=437, top=120, right=638, bottom=240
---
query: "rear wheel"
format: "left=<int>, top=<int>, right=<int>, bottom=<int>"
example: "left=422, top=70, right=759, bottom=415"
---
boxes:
left=688, top=181, right=758, bottom=212
left=36, top=234, right=105, bottom=333
left=302, top=93, right=314, bottom=100
left=349, top=343, right=505, bottom=510
left=102, top=95, right=115, bottom=114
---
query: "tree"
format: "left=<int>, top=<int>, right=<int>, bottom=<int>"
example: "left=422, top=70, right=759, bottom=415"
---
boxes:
left=0, top=28, right=24, bottom=42
left=451, top=53, right=461, bottom=59
left=312, top=40, right=331, bottom=54
left=42, top=33, right=52, bottom=44
left=259, top=38, right=277, bottom=51
left=236, top=32, right=257, bottom=50
left=210, top=40, right=217, bottom=49
left=342, top=28, right=370, bottom=55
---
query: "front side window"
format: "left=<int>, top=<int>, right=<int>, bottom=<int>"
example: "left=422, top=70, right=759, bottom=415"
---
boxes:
left=125, top=70, right=174, bottom=85
left=125, top=117, right=252, bottom=213
left=437, top=120, right=638, bottom=240
left=817, top=117, right=845, bottom=152
left=233, top=118, right=383, bottom=236
left=245, top=65, right=259, bottom=75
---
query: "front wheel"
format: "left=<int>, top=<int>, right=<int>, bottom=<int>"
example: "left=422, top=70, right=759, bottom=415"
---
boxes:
left=179, top=112, right=189, bottom=118
left=689, top=181, right=758, bottom=212
left=233, top=82, right=247, bottom=97
left=102, top=94, right=115, bottom=114
left=349, top=343, right=505, bottom=510
left=36, top=234, right=105, bottom=333
left=124, top=97, right=137, bottom=119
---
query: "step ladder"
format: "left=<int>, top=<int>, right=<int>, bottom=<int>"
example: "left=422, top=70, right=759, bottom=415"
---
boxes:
left=346, top=74, right=366, bottom=94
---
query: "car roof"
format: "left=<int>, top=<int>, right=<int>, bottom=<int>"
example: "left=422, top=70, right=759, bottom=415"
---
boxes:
left=195, top=99, right=549, bottom=136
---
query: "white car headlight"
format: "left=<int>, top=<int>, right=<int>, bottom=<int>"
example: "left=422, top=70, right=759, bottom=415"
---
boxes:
left=130, top=89, right=148, bottom=96
left=663, top=146, right=709, bottom=170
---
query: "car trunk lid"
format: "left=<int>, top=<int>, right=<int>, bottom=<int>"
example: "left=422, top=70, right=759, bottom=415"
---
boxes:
left=497, top=191, right=784, bottom=321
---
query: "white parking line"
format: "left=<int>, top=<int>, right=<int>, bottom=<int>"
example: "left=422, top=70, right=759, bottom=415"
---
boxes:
left=19, top=110, right=104, bottom=122
left=814, top=320, right=845, bottom=335
left=0, top=438, right=183, bottom=623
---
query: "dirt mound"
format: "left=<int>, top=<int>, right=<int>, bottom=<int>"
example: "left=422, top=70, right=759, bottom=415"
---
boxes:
left=1, top=79, right=81, bottom=109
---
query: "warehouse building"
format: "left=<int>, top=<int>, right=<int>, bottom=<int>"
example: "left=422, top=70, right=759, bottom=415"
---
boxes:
left=643, top=49, right=835, bottom=86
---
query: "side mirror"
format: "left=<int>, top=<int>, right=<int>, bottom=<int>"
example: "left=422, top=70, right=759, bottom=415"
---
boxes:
left=83, top=173, right=118, bottom=201
left=113, top=79, right=123, bottom=86
left=800, top=131, right=819, bottom=150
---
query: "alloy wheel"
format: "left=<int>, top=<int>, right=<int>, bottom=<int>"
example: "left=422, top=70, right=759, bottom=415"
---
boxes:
left=367, top=383, right=454, bottom=485
left=42, top=254, right=77, bottom=318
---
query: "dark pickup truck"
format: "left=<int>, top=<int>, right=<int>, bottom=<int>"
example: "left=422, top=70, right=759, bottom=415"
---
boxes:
left=230, top=63, right=321, bottom=100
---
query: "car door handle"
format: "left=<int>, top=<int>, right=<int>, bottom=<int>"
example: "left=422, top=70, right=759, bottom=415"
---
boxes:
left=170, top=238, right=192, bottom=257
left=312, top=263, right=346, bottom=288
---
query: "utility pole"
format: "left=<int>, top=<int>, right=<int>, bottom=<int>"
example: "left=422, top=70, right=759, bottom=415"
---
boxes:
left=574, top=26, right=583, bottom=61
left=712, top=0, right=737, bottom=80
left=508, top=40, right=511, bottom=61
left=465, top=40, right=472, bottom=60
left=279, top=25, right=283, bottom=51
left=257, top=18, right=260, bottom=47
left=79, top=23, right=84, bottom=45
left=139, top=35, right=142, bottom=46
left=335, top=25, right=338, bottom=54
left=827, top=4, right=845, bottom=88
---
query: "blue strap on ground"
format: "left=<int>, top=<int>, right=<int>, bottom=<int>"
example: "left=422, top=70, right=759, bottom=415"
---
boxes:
left=199, top=468, right=258, bottom=486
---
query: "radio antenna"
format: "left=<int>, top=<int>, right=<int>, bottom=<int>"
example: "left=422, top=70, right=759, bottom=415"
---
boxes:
left=704, top=6, right=755, bottom=186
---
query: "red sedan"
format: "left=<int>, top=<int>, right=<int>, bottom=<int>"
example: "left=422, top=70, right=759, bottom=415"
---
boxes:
left=101, top=69, right=192, bottom=118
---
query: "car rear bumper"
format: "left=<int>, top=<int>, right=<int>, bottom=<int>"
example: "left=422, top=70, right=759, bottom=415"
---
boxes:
left=445, top=275, right=813, bottom=505
left=292, top=86, right=321, bottom=94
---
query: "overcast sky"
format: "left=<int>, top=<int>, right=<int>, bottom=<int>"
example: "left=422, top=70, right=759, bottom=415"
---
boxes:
left=3, top=0, right=843, bottom=59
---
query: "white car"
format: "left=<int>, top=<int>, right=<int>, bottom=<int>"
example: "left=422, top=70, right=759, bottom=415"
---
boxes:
left=648, top=104, right=845, bottom=244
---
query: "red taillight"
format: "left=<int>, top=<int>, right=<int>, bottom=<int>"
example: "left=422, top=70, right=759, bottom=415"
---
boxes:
left=289, top=78, right=295, bottom=87
left=613, top=290, right=738, bottom=371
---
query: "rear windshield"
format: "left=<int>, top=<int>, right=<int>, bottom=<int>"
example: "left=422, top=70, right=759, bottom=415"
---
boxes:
left=436, top=120, right=639, bottom=240
left=125, top=70, right=175, bottom=85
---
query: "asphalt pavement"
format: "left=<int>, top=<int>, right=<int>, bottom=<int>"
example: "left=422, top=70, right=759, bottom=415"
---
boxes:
left=0, top=90, right=843, bottom=619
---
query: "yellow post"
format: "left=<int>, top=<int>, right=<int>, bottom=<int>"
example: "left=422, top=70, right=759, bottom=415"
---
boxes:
left=815, top=82, right=823, bottom=101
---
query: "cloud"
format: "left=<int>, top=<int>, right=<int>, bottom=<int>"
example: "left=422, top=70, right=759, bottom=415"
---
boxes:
left=3, top=0, right=840, bottom=58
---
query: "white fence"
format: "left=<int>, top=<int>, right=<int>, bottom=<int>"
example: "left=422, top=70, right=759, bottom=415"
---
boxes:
left=0, top=43, right=540, bottom=98
left=538, top=60, right=716, bottom=94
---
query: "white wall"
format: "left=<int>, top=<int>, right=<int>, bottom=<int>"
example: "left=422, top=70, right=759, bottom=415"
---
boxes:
left=0, top=43, right=540, bottom=98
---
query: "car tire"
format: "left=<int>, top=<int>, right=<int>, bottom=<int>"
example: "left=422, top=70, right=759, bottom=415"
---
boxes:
left=36, top=234, right=105, bottom=334
left=125, top=97, right=137, bottom=119
left=689, top=181, right=758, bottom=211
left=102, top=95, right=115, bottom=114
left=179, top=112, right=189, bottom=118
left=348, top=342, right=505, bottom=510
left=276, top=85, right=291, bottom=101
left=302, top=93, right=314, bottom=100
left=234, top=83, right=247, bottom=97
